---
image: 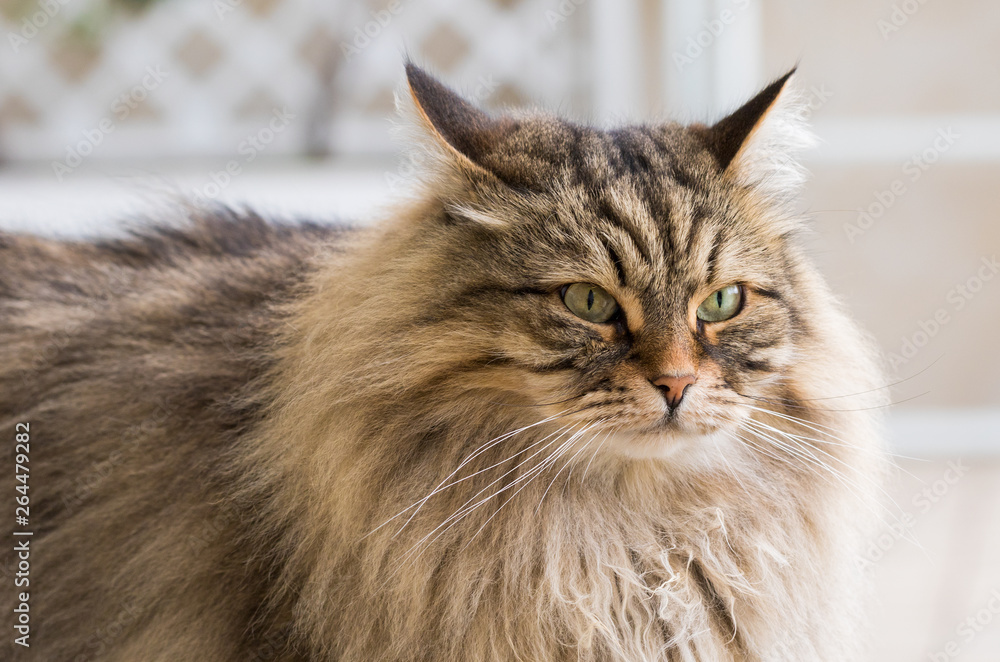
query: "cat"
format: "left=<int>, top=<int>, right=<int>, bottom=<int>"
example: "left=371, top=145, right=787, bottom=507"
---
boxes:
left=0, top=62, right=888, bottom=661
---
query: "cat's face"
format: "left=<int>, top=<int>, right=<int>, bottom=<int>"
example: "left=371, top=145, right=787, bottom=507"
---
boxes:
left=403, top=64, right=811, bottom=460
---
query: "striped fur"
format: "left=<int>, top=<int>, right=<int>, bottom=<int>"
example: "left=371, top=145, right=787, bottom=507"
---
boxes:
left=0, top=66, right=886, bottom=661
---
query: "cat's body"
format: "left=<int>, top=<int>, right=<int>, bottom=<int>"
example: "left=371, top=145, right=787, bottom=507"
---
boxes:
left=0, top=212, right=346, bottom=660
left=1, top=65, right=886, bottom=661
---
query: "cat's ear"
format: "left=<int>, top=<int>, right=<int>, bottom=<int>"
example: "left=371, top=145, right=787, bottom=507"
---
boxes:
left=401, top=62, right=510, bottom=179
left=691, top=69, right=815, bottom=198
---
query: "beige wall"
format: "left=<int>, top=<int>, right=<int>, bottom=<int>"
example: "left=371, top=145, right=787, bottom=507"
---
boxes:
left=802, top=163, right=1000, bottom=409
left=762, top=0, right=1000, bottom=410
left=763, top=0, right=1000, bottom=115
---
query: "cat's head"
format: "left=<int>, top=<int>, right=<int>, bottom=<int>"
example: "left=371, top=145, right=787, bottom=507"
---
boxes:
left=379, top=63, right=829, bottom=461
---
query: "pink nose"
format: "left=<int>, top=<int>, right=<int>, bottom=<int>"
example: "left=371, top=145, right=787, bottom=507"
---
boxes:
left=651, top=374, right=696, bottom=408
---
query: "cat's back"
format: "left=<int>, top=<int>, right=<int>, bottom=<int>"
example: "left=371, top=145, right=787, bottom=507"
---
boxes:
left=0, top=209, right=359, bottom=428
left=0, top=209, right=346, bottom=303
left=0, top=210, right=356, bottom=660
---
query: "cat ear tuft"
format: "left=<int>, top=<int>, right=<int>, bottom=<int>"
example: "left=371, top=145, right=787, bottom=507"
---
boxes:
left=692, top=68, right=815, bottom=199
left=401, top=62, right=509, bottom=176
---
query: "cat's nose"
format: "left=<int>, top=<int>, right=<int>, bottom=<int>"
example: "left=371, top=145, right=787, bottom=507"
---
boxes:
left=651, top=374, right=697, bottom=408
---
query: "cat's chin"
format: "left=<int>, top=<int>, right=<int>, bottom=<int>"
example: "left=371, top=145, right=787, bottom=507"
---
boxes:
left=601, top=424, right=740, bottom=467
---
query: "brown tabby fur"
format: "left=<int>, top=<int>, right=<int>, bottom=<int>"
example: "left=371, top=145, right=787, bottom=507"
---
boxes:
left=0, top=64, right=887, bottom=661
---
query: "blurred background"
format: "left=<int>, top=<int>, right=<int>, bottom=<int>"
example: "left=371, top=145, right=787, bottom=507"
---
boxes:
left=1, top=0, right=997, bottom=659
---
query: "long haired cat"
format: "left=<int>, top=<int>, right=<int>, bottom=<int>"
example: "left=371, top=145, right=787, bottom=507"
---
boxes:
left=1, top=63, right=887, bottom=661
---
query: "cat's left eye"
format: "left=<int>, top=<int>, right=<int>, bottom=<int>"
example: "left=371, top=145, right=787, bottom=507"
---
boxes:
left=562, top=283, right=620, bottom=324
left=696, top=285, right=744, bottom=323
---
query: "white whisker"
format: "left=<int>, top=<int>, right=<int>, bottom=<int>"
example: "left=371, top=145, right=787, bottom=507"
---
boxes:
left=462, top=422, right=600, bottom=549
left=363, top=410, right=570, bottom=539
left=537, top=419, right=608, bottom=514
left=398, top=423, right=585, bottom=564
left=581, top=425, right=618, bottom=484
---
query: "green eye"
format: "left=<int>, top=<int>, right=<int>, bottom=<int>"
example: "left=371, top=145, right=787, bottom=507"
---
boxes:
left=696, top=285, right=744, bottom=323
left=562, top=283, right=619, bottom=324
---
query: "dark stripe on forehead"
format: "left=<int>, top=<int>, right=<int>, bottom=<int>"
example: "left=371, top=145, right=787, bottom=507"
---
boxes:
left=664, top=190, right=714, bottom=270
left=610, top=129, right=654, bottom=179
left=684, top=203, right=714, bottom=258
left=594, top=195, right=656, bottom=272
left=754, top=287, right=783, bottom=300
left=566, top=124, right=667, bottom=277
left=640, top=126, right=701, bottom=191
left=667, top=162, right=698, bottom=191
left=566, top=124, right=596, bottom=191
left=705, top=232, right=722, bottom=283
left=602, top=239, right=628, bottom=287
left=614, top=129, right=677, bottom=239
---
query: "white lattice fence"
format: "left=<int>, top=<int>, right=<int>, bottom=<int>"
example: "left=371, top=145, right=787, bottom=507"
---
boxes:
left=0, top=0, right=604, bottom=167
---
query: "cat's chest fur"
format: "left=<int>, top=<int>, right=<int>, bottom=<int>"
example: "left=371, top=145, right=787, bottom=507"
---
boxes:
left=292, top=450, right=834, bottom=662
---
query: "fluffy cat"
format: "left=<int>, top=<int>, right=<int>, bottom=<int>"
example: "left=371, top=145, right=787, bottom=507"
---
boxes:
left=0, top=63, right=887, bottom=661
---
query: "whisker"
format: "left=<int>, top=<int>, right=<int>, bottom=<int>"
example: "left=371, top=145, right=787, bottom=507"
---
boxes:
left=581, top=425, right=618, bottom=484
left=740, top=358, right=942, bottom=404
left=463, top=423, right=601, bottom=549
left=727, top=429, right=817, bottom=480
left=735, top=429, right=873, bottom=517
left=734, top=389, right=930, bottom=413
left=399, top=423, right=586, bottom=563
left=738, top=402, right=927, bottom=467
left=537, top=419, right=608, bottom=513
left=392, top=421, right=581, bottom=539
left=405, top=427, right=584, bottom=562
left=363, top=410, right=572, bottom=539
left=742, top=417, right=902, bottom=511
left=738, top=422, right=912, bottom=539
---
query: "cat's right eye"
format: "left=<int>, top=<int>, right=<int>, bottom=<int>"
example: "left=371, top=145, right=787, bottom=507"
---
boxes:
left=696, top=284, right=744, bottom=323
left=561, top=283, right=620, bottom=324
